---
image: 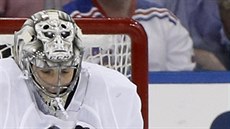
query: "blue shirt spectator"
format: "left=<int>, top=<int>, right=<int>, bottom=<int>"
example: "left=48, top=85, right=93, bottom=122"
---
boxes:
left=154, top=0, right=230, bottom=70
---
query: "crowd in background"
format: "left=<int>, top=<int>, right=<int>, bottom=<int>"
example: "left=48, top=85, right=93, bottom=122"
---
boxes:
left=154, top=0, right=230, bottom=70
left=0, top=0, right=230, bottom=72
left=0, top=0, right=70, bottom=17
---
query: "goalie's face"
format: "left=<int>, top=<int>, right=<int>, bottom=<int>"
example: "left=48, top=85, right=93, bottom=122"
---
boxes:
left=32, top=65, right=75, bottom=94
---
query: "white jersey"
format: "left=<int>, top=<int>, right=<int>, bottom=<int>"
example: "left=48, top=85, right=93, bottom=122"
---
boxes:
left=133, top=8, right=195, bottom=71
left=0, top=58, right=143, bottom=129
left=63, top=0, right=196, bottom=71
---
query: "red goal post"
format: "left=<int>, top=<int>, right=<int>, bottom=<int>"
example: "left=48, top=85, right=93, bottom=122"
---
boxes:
left=0, top=18, right=148, bottom=129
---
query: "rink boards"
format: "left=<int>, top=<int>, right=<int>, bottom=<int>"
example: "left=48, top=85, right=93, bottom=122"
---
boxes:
left=148, top=71, right=230, bottom=129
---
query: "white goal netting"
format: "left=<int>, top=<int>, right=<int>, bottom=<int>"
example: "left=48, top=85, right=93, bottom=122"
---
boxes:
left=0, top=34, right=132, bottom=77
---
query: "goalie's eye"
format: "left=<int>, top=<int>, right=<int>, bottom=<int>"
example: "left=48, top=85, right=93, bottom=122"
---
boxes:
left=44, top=31, right=55, bottom=39
left=40, top=69, right=52, bottom=74
left=61, top=31, right=70, bottom=38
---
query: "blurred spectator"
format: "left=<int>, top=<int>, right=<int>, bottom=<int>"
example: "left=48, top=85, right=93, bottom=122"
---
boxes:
left=62, top=0, right=196, bottom=71
left=218, top=0, right=230, bottom=47
left=0, top=0, right=70, bottom=17
left=154, top=0, right=230, bottom=70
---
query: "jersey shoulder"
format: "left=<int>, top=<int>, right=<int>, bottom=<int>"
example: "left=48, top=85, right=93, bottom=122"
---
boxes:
left=134, top=0, right=178, bottom=25
left=0, top=58, right=22, bottom=75
left=81, top=62, right=136, bottom=90
left=63, top=0, right=100, bottom=17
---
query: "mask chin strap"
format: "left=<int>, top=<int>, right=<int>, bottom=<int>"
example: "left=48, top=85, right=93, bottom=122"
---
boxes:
left=54, top=66, right=69, bottom=120
left=54, top=97, right=69, bottom=120
left=38, top=89, right=70, bottom=120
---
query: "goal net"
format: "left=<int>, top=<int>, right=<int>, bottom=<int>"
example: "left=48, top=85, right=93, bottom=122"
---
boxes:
left=0, top=18, right=147, bottom=79
left=82, top=34, right=131, bottom=77
left=0, top=34, right=131, bottom=77
left=0, top=18, right=148, bottom=129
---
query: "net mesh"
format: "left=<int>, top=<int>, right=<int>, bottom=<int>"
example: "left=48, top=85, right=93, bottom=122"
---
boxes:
left=0, top=34, right=132, bottom=77
left=82, top=34, right=131, bottom=77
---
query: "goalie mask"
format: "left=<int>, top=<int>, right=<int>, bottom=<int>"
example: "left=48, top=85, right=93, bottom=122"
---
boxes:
left=14, top=10, right=84, bottom=118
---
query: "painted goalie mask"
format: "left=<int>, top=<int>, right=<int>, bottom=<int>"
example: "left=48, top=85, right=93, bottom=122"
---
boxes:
left=14, top=10, right=84, bottom=118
